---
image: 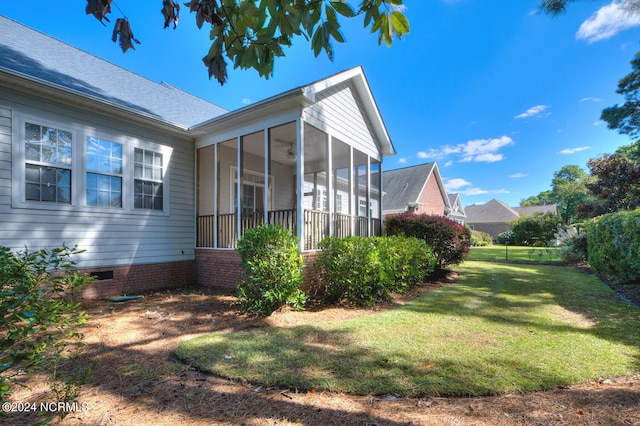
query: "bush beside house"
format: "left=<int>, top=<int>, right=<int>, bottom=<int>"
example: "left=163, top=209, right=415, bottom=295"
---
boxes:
left=385, top=213, right=471, bottom=269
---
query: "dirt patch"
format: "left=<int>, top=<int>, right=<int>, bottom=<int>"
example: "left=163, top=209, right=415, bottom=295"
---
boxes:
left=8, top=270, right=640, bottom=425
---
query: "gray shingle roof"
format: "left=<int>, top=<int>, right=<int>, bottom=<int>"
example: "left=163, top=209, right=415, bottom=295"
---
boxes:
left=0, top=15, right=227, bottom=128
left=382, top=163, right=436, bottom=212
left=514, top=205, right=557, bottom=216
left=465, top=199, right=558, bottom=224
left=465, top=199, right=520, bottom=223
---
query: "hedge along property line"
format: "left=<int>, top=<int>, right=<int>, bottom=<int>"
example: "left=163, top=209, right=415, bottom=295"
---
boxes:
left=586, top=209, right=640, bottom=283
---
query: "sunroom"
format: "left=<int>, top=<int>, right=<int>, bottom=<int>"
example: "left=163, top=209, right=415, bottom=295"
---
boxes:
left=191, top=67, right=395, bottom=252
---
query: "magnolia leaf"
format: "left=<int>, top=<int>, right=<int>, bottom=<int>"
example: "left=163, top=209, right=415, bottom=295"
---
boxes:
left=203, top=53, right=228, bottom=85
left=112, top=19, right=141, bottom=53
left=86, top=0, right=113, bottom=25
left=331, top=1, right=356, bottom=18
left=161, top=0, right=180, bottom=29
left=391, top=11, right=410, bottom=35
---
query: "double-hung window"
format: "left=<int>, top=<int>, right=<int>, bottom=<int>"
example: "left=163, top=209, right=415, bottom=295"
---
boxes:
left=86, top=137, right=123, bottom=207
left=24, top=122, right=72, bottom=204
left=134, top=148, right=164, bottom=210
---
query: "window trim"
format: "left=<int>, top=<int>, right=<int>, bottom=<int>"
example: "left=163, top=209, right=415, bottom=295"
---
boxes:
left=12, top=112, right=171, bottom=215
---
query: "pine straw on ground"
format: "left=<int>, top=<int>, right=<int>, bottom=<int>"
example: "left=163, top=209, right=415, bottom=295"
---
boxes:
left=8, top=270, right=640, bottom=426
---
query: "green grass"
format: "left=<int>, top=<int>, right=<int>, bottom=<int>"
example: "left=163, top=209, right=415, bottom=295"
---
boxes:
left=176, top=261, right=640, bottom=396
left=469, top=245, right=564, bottom=262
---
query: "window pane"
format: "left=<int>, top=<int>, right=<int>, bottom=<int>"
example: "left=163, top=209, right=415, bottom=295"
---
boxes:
left=134, top=148, right=164, bottom=210
left=26, top=183, right=40, bottom=201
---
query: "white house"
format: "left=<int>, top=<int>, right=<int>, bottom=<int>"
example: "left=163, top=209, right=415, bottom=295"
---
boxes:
left=0, top=15, right=395, bottom=296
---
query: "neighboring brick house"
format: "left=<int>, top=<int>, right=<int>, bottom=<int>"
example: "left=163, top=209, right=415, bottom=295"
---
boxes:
left=465, top=199, right=557, bottom=241
left=382, top=162, right=452, bottom=217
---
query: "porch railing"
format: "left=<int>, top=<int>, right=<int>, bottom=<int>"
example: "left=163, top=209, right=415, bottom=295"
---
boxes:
left=197, top=210, right=381, bottom=249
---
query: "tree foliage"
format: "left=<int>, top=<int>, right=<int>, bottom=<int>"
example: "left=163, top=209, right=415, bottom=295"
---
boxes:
left=539, top=0, right=640, bottom=15
left=577, top=152, right=640, bottom=218
left=520, top=190, right=554, bottom=207
left=550, top=165, right=592, bottom=224
left=86, top=0, right=409, bottom=85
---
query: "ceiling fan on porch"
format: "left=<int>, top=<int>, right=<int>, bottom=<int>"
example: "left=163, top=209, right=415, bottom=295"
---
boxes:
left=287, top=143, right=297, bottom=161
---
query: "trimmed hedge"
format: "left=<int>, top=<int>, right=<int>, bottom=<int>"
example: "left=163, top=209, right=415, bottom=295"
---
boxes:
left=315, top=236, right=436, bottom=306
left=385, top=213, right=471, bottom=268
left=236, top=224, right=307, bottom=315
left=586, top=210, right=640, bottom=283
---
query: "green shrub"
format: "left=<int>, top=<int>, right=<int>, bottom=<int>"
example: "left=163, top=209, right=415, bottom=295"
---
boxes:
left=315, top=236, right=436, bottom=306
left=1, top=245, right=91, bottom=416
left=556, top=226, right=588, bottom=263
left=586, top=210, right=640, bottom=283
left=385, top=213, right=471, bottom=268
left=236, top=224, right=307, bottom=315
left=470, top=230, right=492, bottom=246
left=508, top=212, right=563, bottom=247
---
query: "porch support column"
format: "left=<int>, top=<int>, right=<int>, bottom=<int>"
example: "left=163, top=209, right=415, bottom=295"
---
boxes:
left=327, top=133, right=333, bottom=237
left=264, top=128, right=270, bottom=225
left=366, top=155, right=371, bottom=237
left=296, top=118, right=305, bottom=252
left=213, top=143, right=218, bottom=248
left=236, top=136, right=242, bottom=242
left=349, top=146, right=354, bottom=236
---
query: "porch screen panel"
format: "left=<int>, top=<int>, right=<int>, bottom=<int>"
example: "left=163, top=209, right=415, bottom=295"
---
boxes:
left=268, top=122, right=297, bottom=233
left=240, top=130, right=266, bottom=235
left=353, top=149, right=369, bottom=237
left=217, top=139, right=237, bottom=248
left=332, top=137, right=351, bottom=238
left=303, top=123, right=329, bottom=250
left=370, top=160, right=382, bottom=236
left=196, top=145, right=215, bottom=247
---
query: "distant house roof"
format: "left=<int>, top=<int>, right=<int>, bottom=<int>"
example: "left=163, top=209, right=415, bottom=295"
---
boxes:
left=465, top=199, right=520, bottom=223
left=382, top=162, right=450, bottom=213
left=0, top=15, right=227, bottom=130
left=513, top=204, right=557, bottom=216
left=465, top=199, right=558, bottom=224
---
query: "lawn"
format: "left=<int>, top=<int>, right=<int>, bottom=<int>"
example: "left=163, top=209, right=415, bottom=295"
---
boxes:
left=176, top=261, right=640, bottom=397
left=468, top=245, right=564, bottom=262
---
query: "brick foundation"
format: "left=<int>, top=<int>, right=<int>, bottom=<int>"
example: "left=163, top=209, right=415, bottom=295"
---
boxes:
left=76, top=260, right=196, bottom=299
left=195, top=249, right=244, bottom=289
left=195, top=249, right=322, bottom=291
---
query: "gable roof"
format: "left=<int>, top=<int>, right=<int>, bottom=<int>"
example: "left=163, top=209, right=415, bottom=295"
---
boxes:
left=191, top=66, right=395, bottom=158
left=465, top=199, right=520, bottom=223
left=382, top=162, right=450, bottom=213
left=447, top=193, right=466, bottom=217
left=0, top=15, right=227, bottom=130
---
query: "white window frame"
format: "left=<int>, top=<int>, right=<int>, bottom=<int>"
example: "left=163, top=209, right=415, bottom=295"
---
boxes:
left=230, top=166, right=273, bottom=214
left=12, top=111, right=171, bottom=215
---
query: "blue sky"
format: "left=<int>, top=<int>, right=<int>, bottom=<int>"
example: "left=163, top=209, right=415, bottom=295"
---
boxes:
left=1, top=1, right=639, bottom=206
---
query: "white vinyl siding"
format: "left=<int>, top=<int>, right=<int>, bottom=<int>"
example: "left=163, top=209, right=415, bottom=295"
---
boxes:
left=1, top=95, right=195, bottom=269
left=302, top=82, right=380, bottom=160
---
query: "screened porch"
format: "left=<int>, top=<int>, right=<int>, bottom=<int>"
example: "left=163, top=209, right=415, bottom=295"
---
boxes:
left=196, top=120, right=383, bottom=251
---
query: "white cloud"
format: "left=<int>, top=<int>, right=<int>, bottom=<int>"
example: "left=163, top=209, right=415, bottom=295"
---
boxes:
left=444, top=161, right=454, bottom=167
left=515, top=105, right=550, bottom=119
left=398, top=157, right=407, bottom=164
left=559, top=146, right=592, bottom=154
left=510, top=172, right=528, bottom=178
left=577, top=1, right=640, bottom=43
left=241, top=98, right=254, bottom=105
left=594, top=120, right=605, bottom=126
left=460, top=136, right=515, bottom=163
left=444, top=178, right=472, bottom=191
left=416, top=136, right=514, bottom=164
left=579, top=96, right=603, bottom=103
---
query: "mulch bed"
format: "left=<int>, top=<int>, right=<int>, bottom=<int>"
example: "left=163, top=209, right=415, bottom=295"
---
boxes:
left=7, top=266, right=640, bottom=425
